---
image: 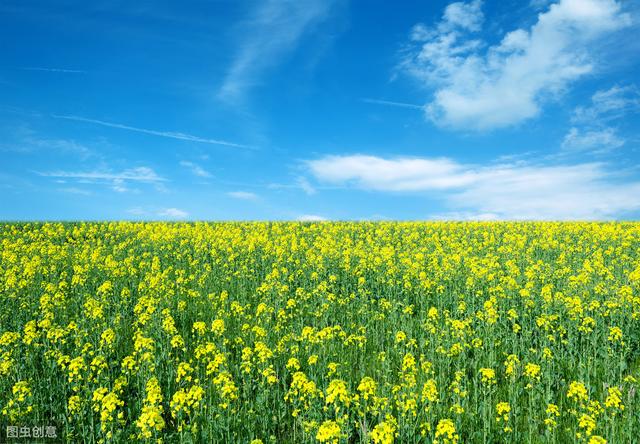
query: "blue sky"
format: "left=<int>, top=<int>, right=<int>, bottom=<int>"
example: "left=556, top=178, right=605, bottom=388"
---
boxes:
left=1, top=0, right=640, bottom=221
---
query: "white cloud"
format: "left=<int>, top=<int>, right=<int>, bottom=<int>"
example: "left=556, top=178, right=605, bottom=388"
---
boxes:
left=127, top=207, right=146, bottom=216
left=297, top=214, right=327, bottom=221
left=572, top=85, right=640, bottom=123
left=563, top=85, right=638, bottom=154
left=38, top=167, right=165, bottom=193
left=1, top=127, right=95, bottom=159
left=361, top=98, right=424, bottom=110
left=24, top=136, right=93, bottom=158
left=530, top=0, right=554, bottom=10
left=307, top=154, right=640, bottom=219
left=52, top=114, right=251, bottom=149
left=129, top=207, right=189, bottom=219
left=227, top=191, right=258, bottom=200
left=308, top=155, right=476, bottom=191
left=296, top=176, right=316, bottom=195
left=218, top=0, right=339, bottom=103
left=57, top=187, right=92, bottom=196
left=20, top=67, right=86, bottom=73
left=180, top=161, right=212, bottom=178
left=267, top=177, right=317, bottom=195
left=562, top=127, right=624, bottom=152
left=441, top=0, right=483, bottom=32
left=429, top=211, right=500, bottom=221
left=400, top=0, right=631, bottom=130
left=158, top=208, right=189, bottom=219
left=38, top=167, right=165, bottom=183
left=111, top=179, right=129, bottom=193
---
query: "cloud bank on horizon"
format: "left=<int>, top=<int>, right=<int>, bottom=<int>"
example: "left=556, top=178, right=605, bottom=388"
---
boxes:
left=1, top=0, right=639, bottom=221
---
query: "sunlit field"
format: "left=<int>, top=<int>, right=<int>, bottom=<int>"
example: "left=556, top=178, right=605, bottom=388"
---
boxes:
left=1, top=222, right=639, bottom=443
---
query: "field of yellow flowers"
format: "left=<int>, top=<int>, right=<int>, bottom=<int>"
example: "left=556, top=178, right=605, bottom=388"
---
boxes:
left=1, top=222, right=640, bottom=443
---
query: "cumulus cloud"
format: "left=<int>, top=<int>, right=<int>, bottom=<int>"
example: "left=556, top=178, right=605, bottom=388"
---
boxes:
left=307, top=154, right=640, bottom=220
left=400, top=0, right=631, bottom=130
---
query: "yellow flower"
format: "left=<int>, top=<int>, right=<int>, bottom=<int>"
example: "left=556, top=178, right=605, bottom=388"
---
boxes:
left=136, top=377, right=165, bottom=438
left=607, top=327, right=623, bottom=342
left=192, top=321, right=207, bottom=335
left=604, top=387, right=624, bottom=413
left=2, top=381, right=33, bottom=421
left=357, top=376, right=377, bottom=401
left=568, top=381, right=589, bottom=403
left=0, top=332, right=20, bottom=347
left=421, top=379, right=438, bottom=403
left=213, top=372, right=238, bottom=407
left=84, top=297, right=104, bottom=320
left=67, top=356, right=86, bottom=384
left=98, top=391, right=124, bottom=423
left=171, top=334, right=185, bottom=349
left=524, top=362, right=541, bottom=389
left=100, top=328, right=116, bottom=347
left=495, top=401, right=510, bottom=425
left=578, top=413, right=597, bottom=438
left=286, top=357, right=301, bottom=371
left=479, top=368, right=496, bottom=385
left=176, top=362, right=194, bottom=383
left=262, top=366, right=278, bottom=385
left=370, top=416, right=397, bottom=444
left=285, top=371, right=319, bottom=407
left=504, top=354, right=520, bottom=377
left=22, top=320, right=38, bottom=345
left=211, top=319, right=225, bottom=335
left=434, top=419, right=458, bottom=444
left=544, top=403, right=560, bottom=430
left=524, top=363, right=540, bottom=380
left=254, top=342, right=273, bottom=363
left=316, top=420, right=341, bottom=443
left=68, top=395, right=81, bottom=413
left=326, top=379, right=350, bottom=406
left=402, top=353, right=416, bottom=373
left=171, top=384, right=205, bottom=417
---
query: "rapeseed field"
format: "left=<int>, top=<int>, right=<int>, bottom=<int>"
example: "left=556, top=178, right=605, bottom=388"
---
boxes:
left=1, top=222, right=639, bottom=443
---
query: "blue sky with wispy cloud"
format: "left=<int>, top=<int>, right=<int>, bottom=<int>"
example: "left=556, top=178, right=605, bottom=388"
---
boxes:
left=1, top=0, right=639, bottom=220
